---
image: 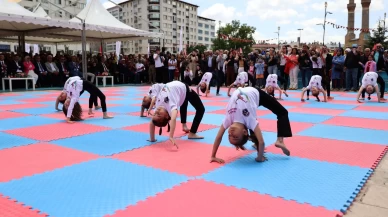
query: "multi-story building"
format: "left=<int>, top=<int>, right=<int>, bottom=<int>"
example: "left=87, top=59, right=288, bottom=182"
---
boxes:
left=107, top=0, right=215, bottom=54
left=197, top=16, right=216, bottom=49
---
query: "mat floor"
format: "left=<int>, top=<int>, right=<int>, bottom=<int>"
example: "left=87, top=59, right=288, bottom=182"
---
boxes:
left=0, top=86, right=387, bottom=217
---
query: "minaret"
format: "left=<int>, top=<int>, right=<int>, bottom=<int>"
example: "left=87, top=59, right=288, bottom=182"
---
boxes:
left=359, top=0, right=371, bottom=47
left=345, top=0, right=356, bottom=46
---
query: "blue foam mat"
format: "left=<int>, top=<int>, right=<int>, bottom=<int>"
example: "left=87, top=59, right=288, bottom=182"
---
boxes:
left=177, top=113, right=225, bottom=125
left=202, top=153, right=371, bottom=210
left=51, top=129, right=169, bottom=156
left=105, top=105, right=141, bottom=113
left=0, top=100, right=24, bottom=105
left=0, top=158, right=188, bottom=217
left=339, top=110, right=388, bottom=120
left=84, top=115, right=150, bottom=129
left=11, top=106, right=58, bottom=115
left=0, top=116, right=59, bottom=131
left=261, top=112, right=332, bottom=124
left=0, top=132, right=37, bottom=150
left=302, top=102, right=358, bottom=110
left=298, top=124, right=388, bottom=145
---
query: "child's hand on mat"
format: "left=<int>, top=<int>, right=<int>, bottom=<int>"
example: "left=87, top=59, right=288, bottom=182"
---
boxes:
left=210, top=157, right=225, bottom=164
left=322, top=100, right=327, bottom=102
left=56, top=108, right=62, bottom=111
left=66, top=118, right=74, bottom=124
left=169, top=138, right=178, bottom=149
left=147, top=139, right=157, bottom=142
left=301, top=99, right=305, bottom=102
left=255, top=156, right=267, bottom=162
left=357, top=100, right=363, bottom=103
left=147, top=110, right=153, bottom=116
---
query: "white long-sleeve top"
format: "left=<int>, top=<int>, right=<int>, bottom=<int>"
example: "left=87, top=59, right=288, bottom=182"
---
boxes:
left=65, top=79, right=83, bottom=118
left=184, top=70, right=193, bottom=79
left=63, top=76, right=81, bottom=93
left=311, top=56, right=322, bottom=69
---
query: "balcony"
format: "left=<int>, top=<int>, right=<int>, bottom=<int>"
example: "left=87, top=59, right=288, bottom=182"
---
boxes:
left=149, top=0, right=159, bottom=4
left=148, top=14, right=160, bottom=21
left=148, top=6, right=160, bottom=12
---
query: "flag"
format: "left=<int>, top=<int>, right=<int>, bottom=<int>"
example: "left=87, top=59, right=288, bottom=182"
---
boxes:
left=147, top=43, right=150, bottom=58
left=115, top=41, right=121, bottom=64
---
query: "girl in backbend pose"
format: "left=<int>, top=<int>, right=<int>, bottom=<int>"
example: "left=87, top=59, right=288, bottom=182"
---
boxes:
left=226, top=71, right=256, bottom=97
left=149, top=81, right=205, bottom=148
left=140, top=83, right=164, bottom=117
left=196, top=72, right=220, bottom=97
left=210, top=87, right=291, bottom=164
left=265, top=74, right=288, bottom=99
left=62, top=79, right=113, bottom=123
left=55, top=76, right=100, bottom=113
left=300, top=75, right=327, bottom=102
left=356, top=71, right=385, bottom=103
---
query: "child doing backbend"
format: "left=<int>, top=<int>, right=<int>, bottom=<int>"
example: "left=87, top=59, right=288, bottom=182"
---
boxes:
left=148, top=81, right=205, bottom=148
left=196, top=72, right=218, bottom=97
left=140, top=83, right=164, bottom=117
left=227, top=71, right=256, bottom=96
left=62, top=79, right=113, bottom=123
left=265, top=74, right=288, bottom=99
left=211, top=87, right=291, bottom=164
left=356, top=71, right=386, bottom=103
left=300, top=75, right=327, bottom=102
left=56, top=76, right=100, bottom=112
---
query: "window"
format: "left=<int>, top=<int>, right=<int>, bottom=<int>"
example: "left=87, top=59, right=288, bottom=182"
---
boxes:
left=56, top=0, right=62, bottom=4
left=190, top=28, right=193, bottom=32
left=163, top=15, right=167, bottom=19
left=198, top=36, right=203, bottom=40
left=205, top=31, right=209, bottom=35
left=163, top=23, right=167, bottom=28
left=211, top=32, right=215, bottom=37
left=205, top=24, right=209, bottom=29
left=205, top=37, right=209, bottom=41
left=164, top=7, right=167, bottom=11
left=198, top=23, right=203, bottom=27
left=168, top=24, right=172, bottom=28
left=198, top=29, right=202, bottom=34
left=178, top=11, right=181, bottom=15
left=211, top=26, right=215, bottom=30
left=167, top=0, right=171, bottom=4
left=163, top=0, right=167, bottom=3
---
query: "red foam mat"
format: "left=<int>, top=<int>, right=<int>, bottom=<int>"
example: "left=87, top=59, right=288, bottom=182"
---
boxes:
left=106, top=179, right=341, bottom=217
left=19, top=97, right=57, bottom=103
left=0, top=194, right=48, bottom=217
left=330, top=100, right=360, bottom=105
left=6, top=122, right=110, bottom=142
left=123, top=122, right=218, bottom=138
left=354, top=105, right=388, bottom=113
left=203, top=101, right=228, bottom=106
left=0, top=143, right=99, bottom=182
left=323, top=116, right=388, bottom=131
left=128, top=111, right=196, bottom=117
left=266, top=136, right=386, bottom=168
left=0, top=103, right=47, bottom=110
left=113, top=140, right=251, bottom=176
left=289, top=107, right=346, bottom=116
left=0, top=111, right=30, bottom=120
left=258, top=119, right=313, bottom=134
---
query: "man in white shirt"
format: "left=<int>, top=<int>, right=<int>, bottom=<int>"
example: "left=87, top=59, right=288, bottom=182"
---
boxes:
left=168, top=54, right=177, bottom=82
left=154, top=48, right=165, bottom=83
left=356, top=71, right=385, bottom=103
left=135, top=59, right=145, bottom=84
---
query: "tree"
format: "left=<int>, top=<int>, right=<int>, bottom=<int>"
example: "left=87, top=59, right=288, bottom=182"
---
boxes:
left=211, top=20, right=256, bottom=54
left=187, top=44, right=207, bottom=54
left=366, top=21, right=388, bottom=49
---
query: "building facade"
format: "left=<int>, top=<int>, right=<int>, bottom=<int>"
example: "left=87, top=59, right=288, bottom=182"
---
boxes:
left=107, top=0, right=215, bottom=55
left=197, top=16, right=216, bottom=49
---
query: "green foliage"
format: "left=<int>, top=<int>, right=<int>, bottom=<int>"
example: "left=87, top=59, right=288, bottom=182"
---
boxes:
left=187, top=44, right=207, bottom=54
left=366, top=21, right=388, bottom=48
left=211, top=20, right=256, bottom=54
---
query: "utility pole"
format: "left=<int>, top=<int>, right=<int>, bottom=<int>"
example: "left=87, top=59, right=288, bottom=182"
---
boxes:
left=274, top=26, right=280, bottom=51
left=323, top=2, right=333, bottom=46
left=297, top=28, right=303, bottom=47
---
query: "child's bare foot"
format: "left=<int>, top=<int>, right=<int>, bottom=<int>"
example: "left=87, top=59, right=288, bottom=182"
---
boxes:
left=275, top=142, right=290, bottom=156
left=103, top=115, right=114, bottom=119
left=328, top=96, right=334, bottom=100
left=182, top=125, right=190, bottom=133
left=95, top=106, right=102, bottom=110
left=88, top=112, right=94, bottom=116
left=188, top=133, right=204, bottom=139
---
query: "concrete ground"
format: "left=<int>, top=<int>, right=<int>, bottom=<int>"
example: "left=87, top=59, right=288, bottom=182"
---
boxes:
left=344, top=151, right=388, bottom=217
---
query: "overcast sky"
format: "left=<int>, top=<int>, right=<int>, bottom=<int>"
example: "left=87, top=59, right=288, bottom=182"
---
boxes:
left=101, top=0, right=388, bottom=44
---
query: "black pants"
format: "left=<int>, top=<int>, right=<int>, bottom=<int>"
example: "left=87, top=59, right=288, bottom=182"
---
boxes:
left=156, top=67, right=163, bottom=83
left=211, top=71, right=222, bottom=94
left=256, top=88, right=292, bottom=138
left=82, top=80, right=107, bottom=112
left=162, top=67, right=169, bottom=84
left=180, top=85, right=205, bottom=134
left=248, top=73, right=256, bottom=87
left=361, top=74, right=385, bottom=98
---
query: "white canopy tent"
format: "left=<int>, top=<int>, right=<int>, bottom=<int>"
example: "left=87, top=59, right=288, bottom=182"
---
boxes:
left=0, top=0, right=81, bottom=51
left=33, top=6, right=51, bottom=19
left=43, top=0, right=163, bottom=42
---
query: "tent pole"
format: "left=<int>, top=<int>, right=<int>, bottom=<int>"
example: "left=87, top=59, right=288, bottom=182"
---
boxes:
left=21, top=33, right=26, bottom=54
left=81, top=20, right=87, bottom=79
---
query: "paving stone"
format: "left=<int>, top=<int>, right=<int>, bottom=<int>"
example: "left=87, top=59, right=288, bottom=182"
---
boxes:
left=361, top=185, right=388, bottom=209
left=345, top=202, right=388, bottom=217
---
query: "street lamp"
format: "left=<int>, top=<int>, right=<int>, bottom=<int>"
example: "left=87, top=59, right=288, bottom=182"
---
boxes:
left=297, top=28, right=303, bottom=47
left=322, top=1, right=332, bottom=46
left=274, top=26, right=280, bottom=51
